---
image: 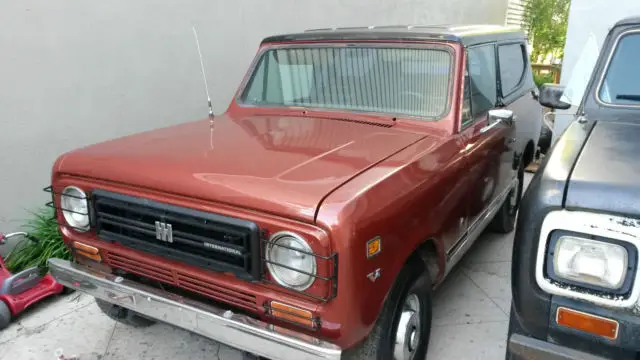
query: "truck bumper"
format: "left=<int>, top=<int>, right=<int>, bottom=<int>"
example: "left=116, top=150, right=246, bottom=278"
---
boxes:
left=48, top=258, right=342, bottom=360
left=508, top=333, right=609, bottom=360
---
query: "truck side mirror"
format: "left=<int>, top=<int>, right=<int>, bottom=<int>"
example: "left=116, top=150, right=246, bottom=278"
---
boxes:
left=539, top=84, right=571, bottom=110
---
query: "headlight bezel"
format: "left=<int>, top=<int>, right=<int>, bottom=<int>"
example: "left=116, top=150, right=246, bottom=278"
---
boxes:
left=60, top=185, right=91, bottom=232
left=545, top=229, right=637, bottom=295
left=536, top=210, right=640, bottom=309
left=265, top=231, right=318, bottom=291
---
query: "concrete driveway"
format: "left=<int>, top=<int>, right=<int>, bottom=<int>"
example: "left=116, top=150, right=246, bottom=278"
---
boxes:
left=0, top=174, right=531, bottom=360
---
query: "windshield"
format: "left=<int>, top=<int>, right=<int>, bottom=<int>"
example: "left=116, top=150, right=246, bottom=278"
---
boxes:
left=598, top=32, right=640, bottom=105
left=239, top=46, right=452, bottom=119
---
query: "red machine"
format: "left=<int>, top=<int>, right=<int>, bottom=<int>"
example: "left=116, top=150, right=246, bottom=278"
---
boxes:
left=0, top=232, right=65, bottom=329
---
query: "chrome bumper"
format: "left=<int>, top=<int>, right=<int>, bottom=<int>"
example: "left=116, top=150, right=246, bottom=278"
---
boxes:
left=48, top=258, right=342, bottom=360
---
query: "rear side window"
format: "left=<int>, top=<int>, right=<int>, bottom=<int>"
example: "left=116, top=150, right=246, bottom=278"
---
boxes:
left=467, top=45, right=497, bottom=116
left=498, top=43, right=527, bottom=96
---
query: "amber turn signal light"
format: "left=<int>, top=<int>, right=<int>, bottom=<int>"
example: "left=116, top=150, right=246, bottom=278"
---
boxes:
left=556, top=307, right=619, bottom=340
left=366, top=236, right=382, bottom=258
left=72, top=241, right=102, bottom=262
left=269, top=301, right=315, bottom=329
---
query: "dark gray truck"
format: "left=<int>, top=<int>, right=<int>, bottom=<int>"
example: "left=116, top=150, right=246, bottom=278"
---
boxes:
left=507, top=16, right=640, bottom=359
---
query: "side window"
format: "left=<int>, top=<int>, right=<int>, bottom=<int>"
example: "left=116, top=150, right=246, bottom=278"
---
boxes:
left=498, top=43, right=527, bottom=96
left=467, top=45, right=497, bottom=116
left=461, top=69, right=473, bottom=127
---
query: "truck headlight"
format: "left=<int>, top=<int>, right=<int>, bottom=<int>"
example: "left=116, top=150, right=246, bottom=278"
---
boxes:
left=552, top=235, right=628, bottom=290
left=61, top=186, right=90, bottom=231
left=266, top=231, right=317, bottom=291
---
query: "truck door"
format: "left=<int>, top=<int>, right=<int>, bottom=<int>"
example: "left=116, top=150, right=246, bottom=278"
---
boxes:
left=461, top=44, right=517, bottom=234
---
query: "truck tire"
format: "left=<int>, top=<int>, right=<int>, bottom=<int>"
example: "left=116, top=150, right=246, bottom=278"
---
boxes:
left=0, top=301, right=11, bottom=330
left=342, top=258, right=432, bottom=360
left=95, top=298, right=156, bottom=328
left=489, top=159, right=524, bottom=234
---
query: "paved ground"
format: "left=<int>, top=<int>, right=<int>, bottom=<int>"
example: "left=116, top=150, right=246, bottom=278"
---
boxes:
left=0, top=174, right=531, bottom=360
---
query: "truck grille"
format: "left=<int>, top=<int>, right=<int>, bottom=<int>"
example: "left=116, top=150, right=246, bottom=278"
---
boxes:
left=92, top=190, right=260, bottom=280
left=103, top=251, right=257, bottom=311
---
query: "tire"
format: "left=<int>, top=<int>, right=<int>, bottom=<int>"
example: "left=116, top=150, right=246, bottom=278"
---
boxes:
left=342, top=259, right=432, bottom=360
left=538, top=123, right=553, bottom=156
left=95, top=298, right=156, bottom=328
left=0, top=301, right=11, bottom=330
left=489, top=160, right=524, bottom=234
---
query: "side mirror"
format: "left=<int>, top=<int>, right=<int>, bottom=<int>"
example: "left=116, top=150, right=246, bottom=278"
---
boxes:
left=488, top=109, right=515, bottom=125
left=482, top=109, right=514, bottom=133
left=539, top=84, right=571, bottom=110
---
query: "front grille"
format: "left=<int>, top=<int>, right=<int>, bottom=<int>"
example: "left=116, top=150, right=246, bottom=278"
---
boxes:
left=93, top=190, right=260, bottom=280
left=104, top=251, right=257, bottom=311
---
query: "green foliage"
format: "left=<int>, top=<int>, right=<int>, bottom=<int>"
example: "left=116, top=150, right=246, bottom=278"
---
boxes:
left=5, top=208, right=71, bottom=274
left=533, top=72, right=556, bottom=88
left=523, top=0, right=571, bottom=61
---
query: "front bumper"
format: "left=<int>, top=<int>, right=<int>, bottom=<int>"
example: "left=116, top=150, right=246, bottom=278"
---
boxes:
left=508, top=334, right=609, bottom=360
left=48, top=258, right=342, bottom=360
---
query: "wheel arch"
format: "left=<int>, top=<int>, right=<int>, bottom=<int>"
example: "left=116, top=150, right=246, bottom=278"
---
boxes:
left=522, top=140, right=536, bottom=167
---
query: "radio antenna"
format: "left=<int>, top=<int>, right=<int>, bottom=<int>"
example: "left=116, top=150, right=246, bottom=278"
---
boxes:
left=192, top=25, right=214, bottom=121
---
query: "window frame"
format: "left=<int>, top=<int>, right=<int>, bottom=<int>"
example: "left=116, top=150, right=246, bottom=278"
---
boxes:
left=496, top=41, right=528, bottom=100
left=595, top=29, right=640, bottom=109
left=460, top=50, right=475, bottom=130
left=235, top=42, right=457, bottom=122
left=465, top=42, right=499, bottom=119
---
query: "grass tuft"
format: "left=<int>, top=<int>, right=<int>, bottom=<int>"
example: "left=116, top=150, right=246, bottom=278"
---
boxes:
left=5, top=208, right=71, bottom=274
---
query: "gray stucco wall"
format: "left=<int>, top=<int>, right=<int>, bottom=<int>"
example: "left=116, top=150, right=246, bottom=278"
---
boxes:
left=0, top=0, right=509, bottom=232
left=553, top=0, right=640, bottom=138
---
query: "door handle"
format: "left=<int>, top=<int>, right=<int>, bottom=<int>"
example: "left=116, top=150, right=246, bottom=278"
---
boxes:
left=480, top=119, right=502, bottom=134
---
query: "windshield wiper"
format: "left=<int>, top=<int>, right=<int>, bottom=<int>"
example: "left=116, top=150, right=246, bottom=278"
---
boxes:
left=615, top=94, right=640, bottom=101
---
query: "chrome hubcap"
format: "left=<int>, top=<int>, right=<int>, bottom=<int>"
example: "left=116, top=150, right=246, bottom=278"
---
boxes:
left=393, top=294, right=421, bottom=360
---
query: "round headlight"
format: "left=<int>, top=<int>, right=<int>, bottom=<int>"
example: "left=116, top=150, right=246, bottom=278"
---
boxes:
left=61, top=186, right=90, bottom=231
left=266, top=232, right=317, bottom=291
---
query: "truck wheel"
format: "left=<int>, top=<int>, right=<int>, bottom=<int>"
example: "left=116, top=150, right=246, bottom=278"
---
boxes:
left=95, top=299, right=156, bottom=328
left=342, top=259, right=432, bottom=360
left=0, top=301, right=11, bottom=330
left=489, top=160, right=524, bottom=234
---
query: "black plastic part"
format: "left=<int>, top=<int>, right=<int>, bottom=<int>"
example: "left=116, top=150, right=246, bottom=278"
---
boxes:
left=92, top=189, right=261, bottom=281
left=508, top=333, right=610, bottom=360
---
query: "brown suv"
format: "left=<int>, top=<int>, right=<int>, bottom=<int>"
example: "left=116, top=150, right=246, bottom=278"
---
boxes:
left=47, top=24, right=541, bottom=359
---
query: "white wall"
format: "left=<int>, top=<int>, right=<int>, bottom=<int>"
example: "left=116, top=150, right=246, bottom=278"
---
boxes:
left=553, top=0, right=640, bottom=137
left=0, top=0, right=510, bottom=232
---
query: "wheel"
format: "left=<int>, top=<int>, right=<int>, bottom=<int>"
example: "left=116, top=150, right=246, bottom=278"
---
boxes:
left=538, top=123, right=553, bottom=156
left=0, top=300, right=11, bottom=330
left=95, top=298, right=156, bottom=328
left=342, top=259, right=432, bottom=360
left=489, top=160, right=524, bottom=234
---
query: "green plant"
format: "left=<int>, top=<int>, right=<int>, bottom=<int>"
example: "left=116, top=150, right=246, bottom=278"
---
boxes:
left=523, top=0, right=571, bottom=62
left=5, top=208, right=70, bottom=274
left=533, top=72, right=556, bottom=88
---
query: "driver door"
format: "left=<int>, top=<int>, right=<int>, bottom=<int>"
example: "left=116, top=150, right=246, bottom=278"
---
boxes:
left=461, top=44, right=516, bottom=233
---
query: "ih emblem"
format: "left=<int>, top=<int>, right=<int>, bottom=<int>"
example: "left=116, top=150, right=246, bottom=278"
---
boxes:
left=155, top=221, right=173, bottom=243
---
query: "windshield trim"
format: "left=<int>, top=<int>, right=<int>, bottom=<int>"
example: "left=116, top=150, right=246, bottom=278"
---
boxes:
left=595, top=28, right=640, bottom=108
left=234, top=42, right=456, bottom=122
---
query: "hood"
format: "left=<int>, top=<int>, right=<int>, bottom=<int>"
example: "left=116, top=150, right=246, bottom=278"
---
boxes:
left=56, top=114, right=429, bottom=222
left=565, top=120, right=640, bottom=215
